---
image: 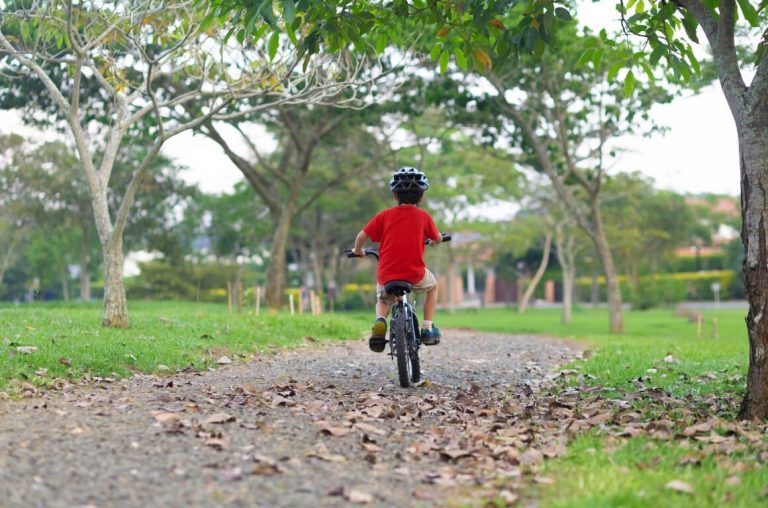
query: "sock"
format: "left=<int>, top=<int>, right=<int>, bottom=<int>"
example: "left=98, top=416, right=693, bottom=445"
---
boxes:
left=421, top=320, right=432, bottom=330
left=376, top=316, right=386, bottom=321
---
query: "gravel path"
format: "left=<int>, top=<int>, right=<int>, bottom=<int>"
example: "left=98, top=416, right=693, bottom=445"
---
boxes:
left=0, top=330, right=581, bottom=508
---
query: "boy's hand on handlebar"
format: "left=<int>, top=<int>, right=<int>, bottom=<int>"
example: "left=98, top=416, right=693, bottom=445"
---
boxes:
left=352, top=247, right=364, bottom=257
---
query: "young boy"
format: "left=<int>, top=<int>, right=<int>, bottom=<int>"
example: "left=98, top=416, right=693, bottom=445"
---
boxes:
left=352, top=167, right=443, bottom=352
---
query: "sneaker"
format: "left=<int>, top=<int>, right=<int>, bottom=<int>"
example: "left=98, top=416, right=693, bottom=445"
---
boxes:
left=369, top=318, right=387, bottom=352
left=421, top=325, right=441, bottom=346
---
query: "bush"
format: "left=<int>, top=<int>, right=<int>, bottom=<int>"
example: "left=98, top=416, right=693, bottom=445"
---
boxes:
left=575, top=270, right=737, bottom=309
left=126, top=261, right=263, bottom=302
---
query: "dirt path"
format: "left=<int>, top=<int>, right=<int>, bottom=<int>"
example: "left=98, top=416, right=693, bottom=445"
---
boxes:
left=0, top=330, right=581, bottom=508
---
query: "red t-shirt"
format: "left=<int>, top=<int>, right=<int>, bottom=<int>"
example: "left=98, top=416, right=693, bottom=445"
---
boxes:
left=363, top=205, right=440, bottom=285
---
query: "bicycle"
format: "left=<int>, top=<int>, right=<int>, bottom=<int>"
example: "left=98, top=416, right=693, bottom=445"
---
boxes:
left=345, top=233, right=451, bottom=388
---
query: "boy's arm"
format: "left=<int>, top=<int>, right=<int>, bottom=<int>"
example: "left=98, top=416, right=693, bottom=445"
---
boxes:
left=353, top=230, right=369, bottom=255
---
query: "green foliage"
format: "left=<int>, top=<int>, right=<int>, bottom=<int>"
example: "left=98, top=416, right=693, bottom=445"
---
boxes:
left=126, top=261, right=263, bottom=302
left=203, top=0, right=575, bottom=72
left=576, top=271, right=737, bottom=309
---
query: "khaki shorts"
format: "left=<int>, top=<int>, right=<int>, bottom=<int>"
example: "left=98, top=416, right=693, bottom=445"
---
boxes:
left=376, top=269, right=437, bottom=304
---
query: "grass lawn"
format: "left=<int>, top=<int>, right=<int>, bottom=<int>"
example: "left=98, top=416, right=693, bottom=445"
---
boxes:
left=0, top=300, right=368, bottom=391
left=439, top=306, right=765, bottom=508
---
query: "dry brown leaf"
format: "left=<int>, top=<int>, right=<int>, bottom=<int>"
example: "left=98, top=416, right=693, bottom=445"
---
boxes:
left=439, top=448, right=473, bottom=461
left=205, top=438, right=228, bottom=451
left=306, top=451, right=348, bottom=463
left=683, top=421, right=712, bottom=437
left=665, top=479, right=694, bottom=494
left=250, top=463, right=281, bottom=475
left=412, top=487, right=441, bottom=501
left=518, top=448, right=544, bottom=466
left=354, top=422, right=387, bottom=436
left=152, top=412, right=181, bottom=424
left=725, top=476, right=741, bottom=486
left=345, top=489, right=373, bottom=504
left=201, top=413, right=235, bottom=425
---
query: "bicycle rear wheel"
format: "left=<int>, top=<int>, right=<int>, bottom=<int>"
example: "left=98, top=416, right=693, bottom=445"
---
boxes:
left=409, top=313, right=420, bottom=383
left=392, top=306, right=411, bottom=387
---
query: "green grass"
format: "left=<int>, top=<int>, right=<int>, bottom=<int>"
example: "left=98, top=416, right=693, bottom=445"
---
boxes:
left=439, top=306, right=748, bottom=399
left=0, top=300, right=368, bottom=390
left=544, top=435, right=768, bottom=508
left=438, top=306, right=764, bottom=507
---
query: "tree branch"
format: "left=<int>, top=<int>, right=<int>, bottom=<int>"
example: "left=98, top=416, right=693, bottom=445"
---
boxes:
left=204, top=123, right=281, bottom=212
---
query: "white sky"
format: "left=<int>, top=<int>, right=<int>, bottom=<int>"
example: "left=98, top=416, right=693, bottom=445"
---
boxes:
left=166, top=1, right=741, bottom=197
left=1, top=1, right=743, bottom=199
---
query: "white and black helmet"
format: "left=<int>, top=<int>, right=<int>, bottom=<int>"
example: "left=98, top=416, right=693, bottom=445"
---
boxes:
left=389, top=167, right=429, bottom=192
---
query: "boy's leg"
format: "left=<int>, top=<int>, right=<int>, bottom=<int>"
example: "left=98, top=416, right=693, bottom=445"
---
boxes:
left=370, top=286, right=391, bottom=353
left=414, top=270, right=441, bottom=345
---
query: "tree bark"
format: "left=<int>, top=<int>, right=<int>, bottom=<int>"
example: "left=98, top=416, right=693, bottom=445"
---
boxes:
left=555, top=228, right=576, bottom=325
left=591, top=201, right=624, bottom=333
left=101, top=236, right=129, bottom=328
left=265, top=210, right=292, bottom=309
left=80, top=223, right=91, bottom=301
left=519, top=232, right=553, bottom=314
left=737, top=112, right=768, bottom=420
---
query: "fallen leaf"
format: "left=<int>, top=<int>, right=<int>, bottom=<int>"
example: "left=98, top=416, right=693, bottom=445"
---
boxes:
left=205, top=438, right=228, bottom=451
left=413, top=487, right=441, bottom=501
left=439, top=448, right=473, bottom=461
left=665, top=479, right=694, bottom=494
left=354, top=422, right=387, bottom=435
left=201, top=413, right=235, bottom=425
left=725, top=476, right=741, bottom=486
left=250, top=463, right=280, bottom=475
left=345, top=489, right=373, bottom=504
left=152, top=412, right=181, bottom=424
left=58, top=357, right=72, bottom=366
left=316, top=423, right=352, bottom=437
left=220, top=468, right=242, bottom=481
left=518, top=448, right=544, bottom=466
left=216, top=356, right=232, bottom=365
left=306, top=451, right=348, bottom=463
left=16, top=346, right=38, bottom=354
left=683, top=421, right=712, bottom=436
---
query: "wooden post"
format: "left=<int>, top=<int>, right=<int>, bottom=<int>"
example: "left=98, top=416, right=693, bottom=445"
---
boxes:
left=298, top=290, right=304, bottom=315
left=289, top=294, right=295, bottom=316
left=696, top=314, right=702, bottom=339
left=712, top=317, right=719, bottom=339
left=255, top=286, right=261, bottom=317
left=309, top=289, right=316, bottom=316
left=226, top=281, right=233, bottom=315
left=236, top=280, right=243, bottom=313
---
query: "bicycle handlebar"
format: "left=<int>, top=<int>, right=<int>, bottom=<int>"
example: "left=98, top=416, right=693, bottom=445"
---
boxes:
left=344, top=233, right=451, bottom=260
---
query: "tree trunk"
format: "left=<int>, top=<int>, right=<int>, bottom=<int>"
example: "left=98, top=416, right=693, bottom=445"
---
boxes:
left=101, top=236, right=129, bottom=328
left=80, top=223, right=91, bottom=301
left=265, top=211, right=292, bottom=309
left=738, top=114, right=768, bottom=420
left=519, top=232, right=553, bottom=314
left=555, top=229, right=576, bottom=325
left=61, top=266, right=70, bottom=302
left=591, top=203, right=624, bottom=333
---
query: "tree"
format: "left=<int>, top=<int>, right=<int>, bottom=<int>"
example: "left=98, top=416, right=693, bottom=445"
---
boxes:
left=464, top=25, right=672, bottom=333
left=199, top=103, right=393, bottom=308
left=1, top=0, right=364, bottom=326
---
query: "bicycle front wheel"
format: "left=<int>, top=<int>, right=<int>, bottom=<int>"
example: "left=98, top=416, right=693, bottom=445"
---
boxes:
left=392, top=307, right=411, bottom=388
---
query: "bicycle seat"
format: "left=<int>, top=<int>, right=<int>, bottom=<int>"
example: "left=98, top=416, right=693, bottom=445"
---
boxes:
left=383, top=280, right=412, bottom=296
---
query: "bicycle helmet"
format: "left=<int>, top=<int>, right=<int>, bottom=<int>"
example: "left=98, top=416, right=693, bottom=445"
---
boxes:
left=389, top=167, right=429, bottom=192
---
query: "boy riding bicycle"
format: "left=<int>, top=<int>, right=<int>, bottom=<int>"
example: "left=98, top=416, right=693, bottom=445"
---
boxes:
left=352, top=167, right=443, bottom=352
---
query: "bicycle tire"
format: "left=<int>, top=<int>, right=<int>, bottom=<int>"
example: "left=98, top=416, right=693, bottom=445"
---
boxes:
left=392, top=306, right=411, bottom=388
left=409, top=313, right=421, bottom=383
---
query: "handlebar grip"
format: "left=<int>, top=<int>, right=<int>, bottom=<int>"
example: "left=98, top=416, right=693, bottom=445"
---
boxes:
left=441, top=233, right=452, bottom=242
left=343, top=249, right=362, bottom=258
